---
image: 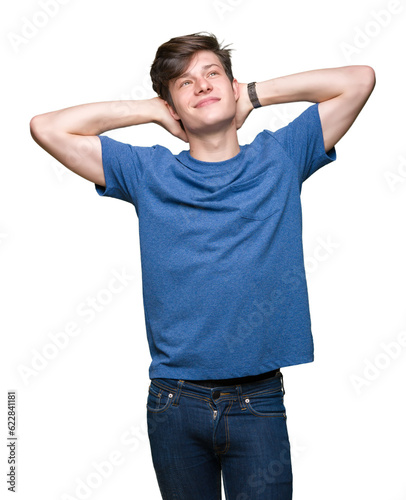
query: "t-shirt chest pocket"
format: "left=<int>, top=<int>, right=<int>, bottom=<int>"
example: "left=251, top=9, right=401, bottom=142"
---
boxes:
left=230, top=170, right=282, bottom=221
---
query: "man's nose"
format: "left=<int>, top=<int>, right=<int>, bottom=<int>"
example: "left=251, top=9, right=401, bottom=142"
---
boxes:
left=195, top=77, right=212, bottom=93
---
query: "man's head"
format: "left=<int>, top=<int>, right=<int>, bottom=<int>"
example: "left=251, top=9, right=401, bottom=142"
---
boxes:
left=150, top=32, right=234, bottom=109
left=150, top=33, right=239, bottom=136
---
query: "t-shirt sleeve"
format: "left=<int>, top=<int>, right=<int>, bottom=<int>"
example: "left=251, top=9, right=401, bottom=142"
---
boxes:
left=270, top=102, right=337, bottom=183
left=95, top=135, right=150, bottom=207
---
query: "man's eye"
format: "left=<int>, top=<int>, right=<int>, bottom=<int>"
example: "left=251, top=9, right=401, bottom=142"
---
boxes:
left=180, top=81, right=191, bottom=87
left=209, top=71, right=218, bottom=76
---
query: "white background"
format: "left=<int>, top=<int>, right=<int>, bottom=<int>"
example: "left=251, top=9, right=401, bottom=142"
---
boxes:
left=2, top=0, right=406, bottom=499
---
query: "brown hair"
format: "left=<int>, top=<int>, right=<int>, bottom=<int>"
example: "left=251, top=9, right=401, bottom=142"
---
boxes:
left=150, top=32, right=234, bottom=108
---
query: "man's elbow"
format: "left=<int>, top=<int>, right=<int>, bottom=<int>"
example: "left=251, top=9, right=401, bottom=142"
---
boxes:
left=30, top=114, right=52, bottom=145
left=353, top=65, right=376, bottom=94
left=30, top=115, right=43, bottom=141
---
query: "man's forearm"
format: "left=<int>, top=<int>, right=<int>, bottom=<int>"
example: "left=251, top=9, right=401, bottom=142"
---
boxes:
left=256, top=65, right=373, bottom=105
left=31, top=98, right=164, bottom=137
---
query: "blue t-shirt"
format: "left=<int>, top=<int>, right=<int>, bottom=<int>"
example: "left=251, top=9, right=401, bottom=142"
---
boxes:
left=95, top=103, right=336, bottom=380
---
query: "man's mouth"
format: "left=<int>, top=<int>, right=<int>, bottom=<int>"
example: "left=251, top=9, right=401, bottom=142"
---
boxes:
left=195, top=97, right=221, bottom=108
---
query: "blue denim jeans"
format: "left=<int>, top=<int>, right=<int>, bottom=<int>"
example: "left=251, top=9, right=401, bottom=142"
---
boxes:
left=146, top=370, right=292, bottom=499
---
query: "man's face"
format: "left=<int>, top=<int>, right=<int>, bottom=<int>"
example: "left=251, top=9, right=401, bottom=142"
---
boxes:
left=167, top=50, right=239, bottom=135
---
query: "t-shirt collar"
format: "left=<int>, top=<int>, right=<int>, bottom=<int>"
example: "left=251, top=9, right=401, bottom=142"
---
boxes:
left=175, top=146, right=246, bottom=173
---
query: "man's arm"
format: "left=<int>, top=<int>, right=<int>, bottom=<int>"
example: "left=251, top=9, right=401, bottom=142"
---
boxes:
left=30, top=98, right=187, bottom=186
left=237, top=66, right=376, bottom=152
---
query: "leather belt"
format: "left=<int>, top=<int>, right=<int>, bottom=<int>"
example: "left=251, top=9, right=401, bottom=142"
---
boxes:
left=185, top=368, right=280, bottom=388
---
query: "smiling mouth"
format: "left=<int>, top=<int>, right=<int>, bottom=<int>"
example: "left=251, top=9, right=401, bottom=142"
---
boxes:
left=195, top=98, right=220, bottom=108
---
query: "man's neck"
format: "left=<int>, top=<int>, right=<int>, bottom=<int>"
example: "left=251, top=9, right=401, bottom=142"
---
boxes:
left=186, top=124, right=240, bottom=163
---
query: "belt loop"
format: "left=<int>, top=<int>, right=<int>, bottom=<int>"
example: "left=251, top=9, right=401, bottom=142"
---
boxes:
left=236, top=384, right=247, bottom=411
left=280, top=371, right=285, bottom=395
left=172, top=380, right=184, bottom=406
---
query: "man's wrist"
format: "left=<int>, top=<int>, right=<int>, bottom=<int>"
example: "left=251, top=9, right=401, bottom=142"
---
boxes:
left=149, top=97, right=169, bottom=125
left=247, top=82, right=262, bottom=109
left=246, top=81, right=277, bottom=108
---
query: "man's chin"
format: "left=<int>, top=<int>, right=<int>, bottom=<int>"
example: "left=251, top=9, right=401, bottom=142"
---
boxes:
left=185, top=116, right=236, bottom=136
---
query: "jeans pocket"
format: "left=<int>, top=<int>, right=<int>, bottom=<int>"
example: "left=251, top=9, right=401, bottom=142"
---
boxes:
left=245, top=388, right=286, bottom=418
left=146, top=383, right=175, bottom=413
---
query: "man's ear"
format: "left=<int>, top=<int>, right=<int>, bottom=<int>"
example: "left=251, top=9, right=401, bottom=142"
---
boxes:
left=164, top=101, right=180, bottom=121
left=232, top=78, right=240, bottom=101
left=164, top=100, right=185, bottom=132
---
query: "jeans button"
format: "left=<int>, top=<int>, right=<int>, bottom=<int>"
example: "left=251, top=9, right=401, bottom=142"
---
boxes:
left=213, top=390, right=220, bottom=400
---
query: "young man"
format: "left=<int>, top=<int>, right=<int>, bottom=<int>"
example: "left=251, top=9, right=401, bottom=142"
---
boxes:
left=30, top=33, right=375, bottom=499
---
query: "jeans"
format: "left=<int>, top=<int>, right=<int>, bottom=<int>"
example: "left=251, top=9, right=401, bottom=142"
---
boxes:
left=146, top=370, right=293, bottom=499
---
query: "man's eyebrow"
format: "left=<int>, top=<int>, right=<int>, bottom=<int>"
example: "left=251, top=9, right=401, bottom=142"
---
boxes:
left=175, top=64, right=222, bottom=82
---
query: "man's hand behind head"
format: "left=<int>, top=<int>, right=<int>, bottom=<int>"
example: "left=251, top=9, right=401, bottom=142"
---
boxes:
left=235, top=83, right=254, bottom=130
left=152, top=97, right=189, bottom=143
